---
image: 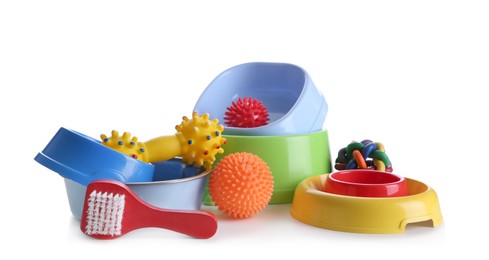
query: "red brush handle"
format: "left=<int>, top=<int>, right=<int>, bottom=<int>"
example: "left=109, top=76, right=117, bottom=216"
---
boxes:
left=130, top=205, right=217, bottom=239
left=81, top=180, right=218, bottom=239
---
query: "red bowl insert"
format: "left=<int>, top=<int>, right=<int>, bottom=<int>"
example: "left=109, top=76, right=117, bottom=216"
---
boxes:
left=324, top=170, right=408, bottom=197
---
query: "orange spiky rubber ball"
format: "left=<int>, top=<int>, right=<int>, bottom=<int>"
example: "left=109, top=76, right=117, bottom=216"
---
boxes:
left=224, top=97, right=270, bottom=128
left=209, top=152, right=274, bottom=219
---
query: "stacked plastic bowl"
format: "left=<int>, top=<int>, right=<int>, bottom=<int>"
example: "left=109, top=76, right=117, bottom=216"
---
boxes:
left=194, top=62, right=332, bottom=204
left=34, top=128, right=210, bottom=220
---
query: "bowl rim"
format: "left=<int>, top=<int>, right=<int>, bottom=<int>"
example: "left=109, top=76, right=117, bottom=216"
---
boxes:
left=221, top=128, right=328, bottom=139
left=126, top=166, right=211, bottom=186
left=327, top=170, right=406, bottom=187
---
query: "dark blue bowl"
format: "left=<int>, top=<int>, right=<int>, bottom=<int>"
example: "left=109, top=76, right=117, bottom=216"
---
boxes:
left=35, top=127, right=154, bottom=186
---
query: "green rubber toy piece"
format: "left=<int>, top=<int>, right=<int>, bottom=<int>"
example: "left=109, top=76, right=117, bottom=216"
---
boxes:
left=346, top=142, right=365, bottom=159
left=369, top=150, right=391, bottom=166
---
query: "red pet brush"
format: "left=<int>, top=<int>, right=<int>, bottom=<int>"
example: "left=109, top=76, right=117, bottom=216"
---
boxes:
left=80, top=180, right=218, bottom=239
left=224, top=97, right=270, bottom=128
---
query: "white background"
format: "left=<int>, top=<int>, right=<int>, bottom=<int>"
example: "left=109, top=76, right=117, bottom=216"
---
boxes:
left=1, top=0, right=488, bottom=259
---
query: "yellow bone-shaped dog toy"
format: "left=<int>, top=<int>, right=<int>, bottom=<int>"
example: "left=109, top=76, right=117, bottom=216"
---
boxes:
left=101, top=112, right=226, bottom=168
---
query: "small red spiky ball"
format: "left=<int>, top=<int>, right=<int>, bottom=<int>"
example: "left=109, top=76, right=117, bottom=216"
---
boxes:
left=209, top=152, right=274, bottom=219
left=224, top=97, right=270, bottom=128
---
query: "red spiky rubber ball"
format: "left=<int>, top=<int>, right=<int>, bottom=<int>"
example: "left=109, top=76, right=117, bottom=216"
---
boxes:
left=224, top=97, right=270, bottom=128
left=209, top=152, right=274, bottom=219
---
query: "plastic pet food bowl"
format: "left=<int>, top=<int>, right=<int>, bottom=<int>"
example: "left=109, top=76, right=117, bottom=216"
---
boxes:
left=203, top=129, right=332, bottom=205
left=34, top=127, right=209, bottom=220
left=34, top=127, right=154, bottom=186
left=194, top=62, right=328, bottom=136
left=65, top=159, right=210, bottom=220
left=324, top=170, right=408, bottom=197
left=290, top=174, right=443, bottom=234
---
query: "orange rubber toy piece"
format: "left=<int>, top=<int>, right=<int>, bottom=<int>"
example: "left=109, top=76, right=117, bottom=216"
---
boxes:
left=209, top=152, right=274, bottom=219
left=352, top=150, right=367, bottom=169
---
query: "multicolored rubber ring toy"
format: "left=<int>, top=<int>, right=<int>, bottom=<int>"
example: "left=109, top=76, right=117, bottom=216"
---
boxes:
left=335, top=139, right=393, bottom=172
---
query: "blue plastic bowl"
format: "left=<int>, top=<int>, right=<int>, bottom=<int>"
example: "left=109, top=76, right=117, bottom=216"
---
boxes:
left=34, top=127, right=154, bottom=186
left=194, top=62, right=328, bottom=136
left=35, top=127, right=210, bottom=220
left=64, top=159, right=210, bottom=220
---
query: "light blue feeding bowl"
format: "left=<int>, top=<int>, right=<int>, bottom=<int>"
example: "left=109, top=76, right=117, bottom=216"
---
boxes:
left=34, top=127, right=154, bottom=186
left=64, top=159, right=210, bottom=220
left=35, top=127, right=210, bottom=220
left=194, top=62, right=328, bottom=136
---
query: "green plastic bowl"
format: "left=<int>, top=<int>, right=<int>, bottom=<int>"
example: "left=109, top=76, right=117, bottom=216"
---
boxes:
left=203, top=129, right=332, bottom=205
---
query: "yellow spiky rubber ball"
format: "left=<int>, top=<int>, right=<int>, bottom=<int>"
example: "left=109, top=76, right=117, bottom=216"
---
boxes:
left=175, top=112, right=226, bottom=167
left=209, top=152, right=274, bottom=219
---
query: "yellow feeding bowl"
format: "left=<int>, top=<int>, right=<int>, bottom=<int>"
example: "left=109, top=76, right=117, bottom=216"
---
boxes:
left=290, top=174, right=443, bottom=234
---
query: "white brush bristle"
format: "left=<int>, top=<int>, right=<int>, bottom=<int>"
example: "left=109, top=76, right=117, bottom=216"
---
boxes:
left=84, top=190, right=125, bottom=236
